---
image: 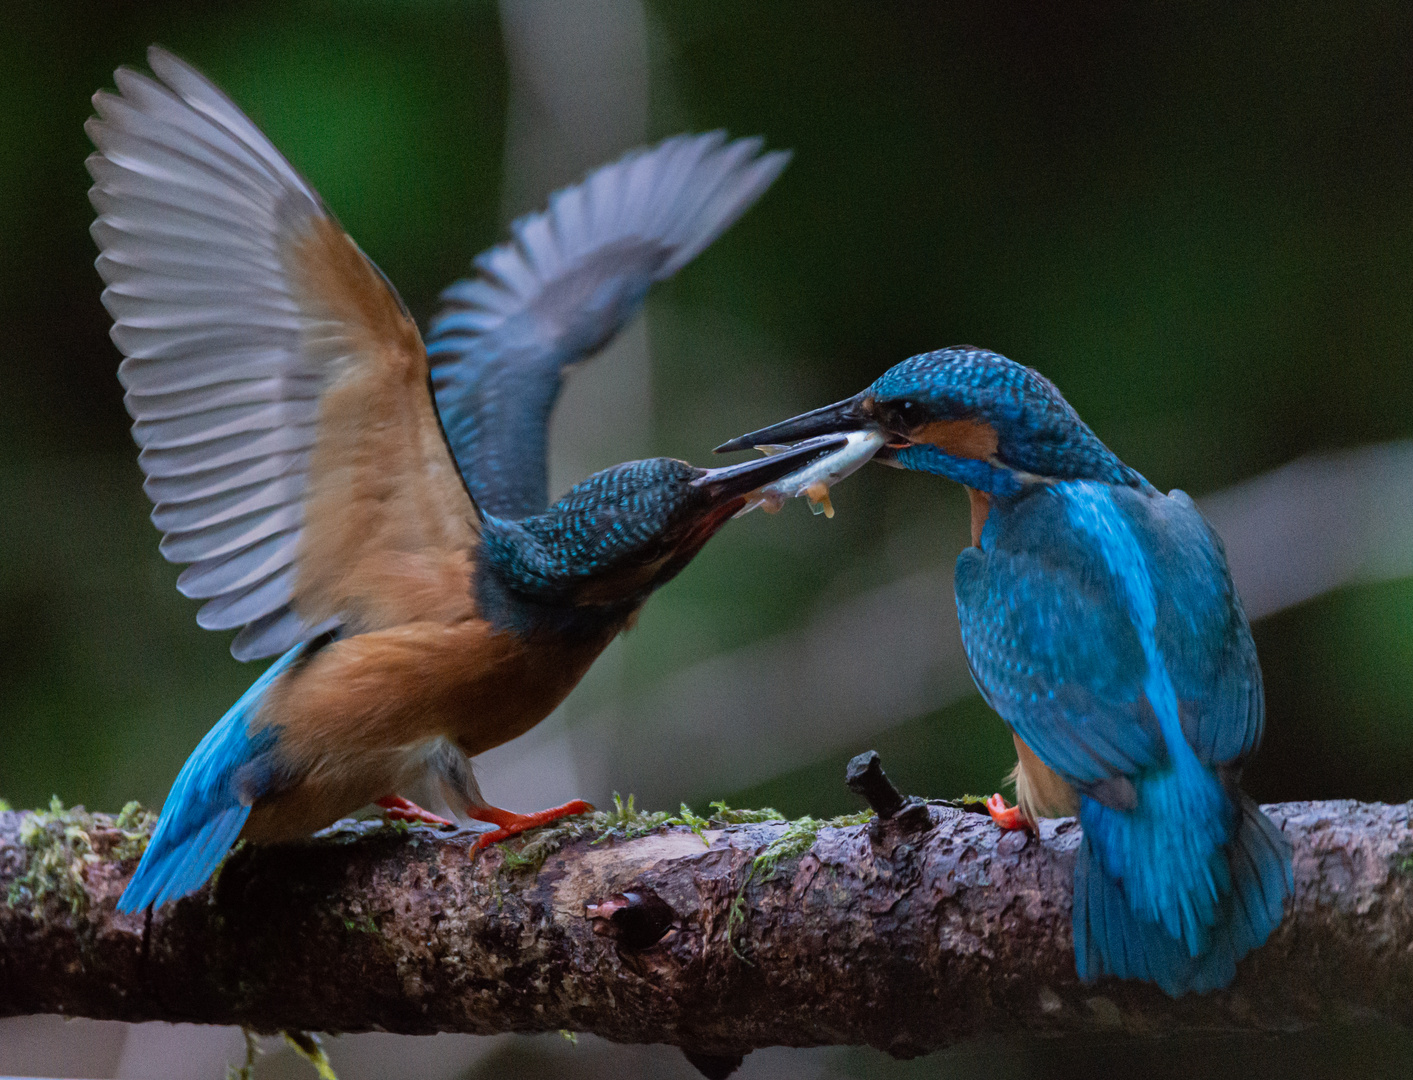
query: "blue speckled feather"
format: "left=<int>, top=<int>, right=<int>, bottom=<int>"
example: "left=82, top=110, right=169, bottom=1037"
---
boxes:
left=426, top=132, right=788, bottom=518
left=480, top=458, right=702, bottom=599
left=117, top=646, right=301, bottom=912
left=956, top=478, right=1282, bottom=994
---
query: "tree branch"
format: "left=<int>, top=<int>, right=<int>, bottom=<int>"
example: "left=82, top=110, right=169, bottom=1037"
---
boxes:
left=2, top=794, right=1411, bottom=1061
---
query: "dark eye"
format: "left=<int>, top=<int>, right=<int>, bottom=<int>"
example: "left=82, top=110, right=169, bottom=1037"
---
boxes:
left=892, top=400, right=923, bottom=426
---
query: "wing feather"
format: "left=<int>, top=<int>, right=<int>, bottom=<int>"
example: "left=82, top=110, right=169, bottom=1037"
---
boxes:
left=426, top=130, right=790, bottom=518
left=89, top=46, right=477, bottom=661
left=956, top=483, right=1262, bottom=787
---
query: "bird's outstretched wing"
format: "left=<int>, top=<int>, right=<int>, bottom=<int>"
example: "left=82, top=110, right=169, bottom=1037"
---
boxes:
left=426, top=132, right=790, bottom=519
left=88, top=46, right=478, bottom=662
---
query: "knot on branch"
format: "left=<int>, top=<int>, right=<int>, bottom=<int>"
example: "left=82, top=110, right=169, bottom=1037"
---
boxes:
left=585, top=888, right=677, bottom=951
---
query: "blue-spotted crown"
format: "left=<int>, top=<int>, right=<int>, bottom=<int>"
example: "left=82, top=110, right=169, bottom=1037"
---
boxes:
left=871, top=348, right=1143, bottom=488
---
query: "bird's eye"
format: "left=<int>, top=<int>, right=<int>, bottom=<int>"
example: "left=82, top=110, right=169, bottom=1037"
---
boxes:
left=893, top=400, right=923, bottom=426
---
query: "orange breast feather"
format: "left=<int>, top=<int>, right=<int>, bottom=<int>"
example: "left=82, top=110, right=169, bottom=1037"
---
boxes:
left=244, top=617, right=612, bottom=842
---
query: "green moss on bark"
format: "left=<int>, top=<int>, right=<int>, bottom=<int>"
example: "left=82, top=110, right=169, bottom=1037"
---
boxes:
left=6, top=798, right=154, bottom=915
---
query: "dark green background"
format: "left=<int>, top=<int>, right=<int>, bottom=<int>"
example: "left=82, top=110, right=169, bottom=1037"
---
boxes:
left=5, top=0, right=1411, bottom=815
left=2, top=3, right=1412, bottom=1074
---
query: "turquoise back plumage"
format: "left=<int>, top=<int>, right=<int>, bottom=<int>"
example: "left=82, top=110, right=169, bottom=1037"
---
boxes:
left=957, top=474, right=1291, bottom=996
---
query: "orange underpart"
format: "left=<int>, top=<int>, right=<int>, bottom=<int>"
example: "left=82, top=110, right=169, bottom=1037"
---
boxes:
left=985, top=792, right=1030, bottom=832
left=468, top=799, right=594, bottom=850
left=376, top=794, right=454, bottom=828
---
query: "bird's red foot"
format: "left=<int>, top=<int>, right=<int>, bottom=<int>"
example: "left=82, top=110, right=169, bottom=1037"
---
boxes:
left=376, top=795, right=455, bottom=828
left=985, top=793, right=1030, bottom=832
left=468, top=799, right=595, bottom=851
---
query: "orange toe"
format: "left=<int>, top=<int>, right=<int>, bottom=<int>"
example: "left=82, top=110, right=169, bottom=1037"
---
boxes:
left=985, top=793, right=1030, bottom=832
left=468, top=799, right=594, bottom=851
left=376, top=795, right=454, bottom=828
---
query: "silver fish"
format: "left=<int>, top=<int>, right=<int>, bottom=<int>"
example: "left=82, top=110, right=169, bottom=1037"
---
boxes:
left=735, top=429, right=887, bottom=518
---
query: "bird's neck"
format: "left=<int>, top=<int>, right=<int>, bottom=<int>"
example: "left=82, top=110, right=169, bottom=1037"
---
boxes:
left=472, top=556, right=642, bottom=645
left=966, top=487, right=991, bottom=547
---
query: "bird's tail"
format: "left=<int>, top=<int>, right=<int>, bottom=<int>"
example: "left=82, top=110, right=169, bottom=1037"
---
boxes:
left=1074, top=788, right=1292, bottom=996
left=116, top=647, right=300, bottom=913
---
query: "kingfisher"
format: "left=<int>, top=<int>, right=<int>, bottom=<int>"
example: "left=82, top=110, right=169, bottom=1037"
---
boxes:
left=89, top=47, right=815, bottom=912
left=717, top=346, right=1294, bottom=995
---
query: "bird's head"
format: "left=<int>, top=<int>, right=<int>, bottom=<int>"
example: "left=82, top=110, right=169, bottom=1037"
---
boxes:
left=715, top=347, right=1140, bottom=497
left=477, top=435, right=846, bottom=637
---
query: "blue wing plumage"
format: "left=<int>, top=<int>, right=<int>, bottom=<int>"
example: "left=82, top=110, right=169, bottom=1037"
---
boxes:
left=1145, top=488, right=1264, bottom=765
left=956, top=482, right=1262, bottom=781
left=957, top=480, right=1287, bottom=994
left=426, top=132, right=789, bottom=519
left=956, top=484, right=1162, bottom=783
left=117, top=646, right=301, bottom=912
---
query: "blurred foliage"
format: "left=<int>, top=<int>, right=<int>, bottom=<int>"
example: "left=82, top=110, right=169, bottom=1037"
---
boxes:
left=2, top=4, right=1413, bottom=1076
left=2, top=0, right=1412, bottom=852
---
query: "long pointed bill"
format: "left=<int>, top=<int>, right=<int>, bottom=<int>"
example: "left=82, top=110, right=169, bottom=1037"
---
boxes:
left=713, top=394, right=871, bottom=453
left=691, top=433, right=850, bottom=502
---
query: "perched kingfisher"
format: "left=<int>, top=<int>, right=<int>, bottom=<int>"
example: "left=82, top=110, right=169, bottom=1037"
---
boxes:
left=88, top=47, right=813, bottom=912
left=717, top=346, right=1294, bottom=995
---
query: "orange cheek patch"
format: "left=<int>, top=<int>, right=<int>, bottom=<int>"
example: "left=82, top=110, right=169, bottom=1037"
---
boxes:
left=912, top=418, right=999, bottom=461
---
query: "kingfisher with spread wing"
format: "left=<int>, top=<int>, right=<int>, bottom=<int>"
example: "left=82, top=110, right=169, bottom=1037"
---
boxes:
left=717, top=346, right=1293, bottom=996
left=90, top=47, right=813, bottom=912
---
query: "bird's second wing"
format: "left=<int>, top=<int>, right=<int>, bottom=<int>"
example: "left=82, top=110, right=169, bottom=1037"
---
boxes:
left=88, top=46, right=478, bottom=661
left=425, top=132, right=790, bottom=519
left=955, top=487, right=1166, bottom=786
left=1141, top=488, right=1265, bottom=767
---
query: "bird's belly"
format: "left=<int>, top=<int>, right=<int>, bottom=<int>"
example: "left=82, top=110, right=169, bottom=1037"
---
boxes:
left=247, top=618, right=611, bottom=835
left=242, top=741, right=436, bottom=844
left=1009, top=733, right=1078, bottom=823
left=446, top=636, right=609, bottom=757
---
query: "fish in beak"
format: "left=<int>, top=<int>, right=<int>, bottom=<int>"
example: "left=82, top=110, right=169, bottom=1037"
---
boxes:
left=712, top=397, right=886, bottom=518
left=690, top=432, right=855, bottom=505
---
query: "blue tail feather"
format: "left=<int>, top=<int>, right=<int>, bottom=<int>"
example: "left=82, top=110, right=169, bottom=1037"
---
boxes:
left=117, top=648, right=301, bottom=913
left=1074, top=791, right=1292, bottom=996
left=1079, top=746, right=1233, bottom=956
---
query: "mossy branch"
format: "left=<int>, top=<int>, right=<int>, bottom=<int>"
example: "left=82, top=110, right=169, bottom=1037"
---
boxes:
left=3, top=797, right=1413, bottom=1063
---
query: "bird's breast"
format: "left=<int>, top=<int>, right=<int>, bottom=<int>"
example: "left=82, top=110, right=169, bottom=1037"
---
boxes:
left=253, top=617, right=611, bottom=801
left=966, top=487, right=991, bottom=547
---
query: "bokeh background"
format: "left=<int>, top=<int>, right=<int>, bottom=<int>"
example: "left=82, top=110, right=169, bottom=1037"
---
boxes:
left=3, top=1, right=1413, bottom=1077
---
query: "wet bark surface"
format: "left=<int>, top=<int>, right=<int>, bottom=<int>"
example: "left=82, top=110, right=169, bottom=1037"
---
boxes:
left=2, top=800, right=1411, bottom=1058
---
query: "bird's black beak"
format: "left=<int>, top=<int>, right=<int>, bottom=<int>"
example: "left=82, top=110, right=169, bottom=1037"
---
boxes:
left=692, top=433, right=849, bottom=500
left=713, top=394, right=873, bottom=453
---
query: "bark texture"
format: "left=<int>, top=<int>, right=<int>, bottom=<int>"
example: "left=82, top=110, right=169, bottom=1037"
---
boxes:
left=2, top=799, right=1412, bottom=1058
